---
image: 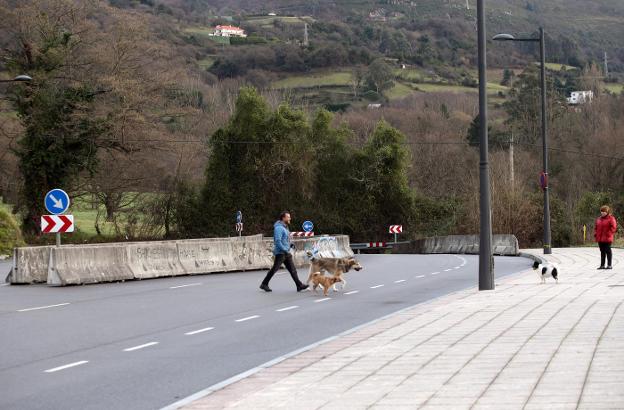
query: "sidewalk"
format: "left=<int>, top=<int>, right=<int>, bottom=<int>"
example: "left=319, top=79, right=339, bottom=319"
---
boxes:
left=181, top=248, right=623, bottom=410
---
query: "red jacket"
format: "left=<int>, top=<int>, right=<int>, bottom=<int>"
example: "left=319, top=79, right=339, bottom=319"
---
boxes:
left=595, top=215, right=617, bottom=243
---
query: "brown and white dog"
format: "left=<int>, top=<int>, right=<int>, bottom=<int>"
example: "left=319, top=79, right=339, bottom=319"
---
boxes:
left=309, top=272, right=343, bottom=296
left=305, top=251, right=363, bottom=291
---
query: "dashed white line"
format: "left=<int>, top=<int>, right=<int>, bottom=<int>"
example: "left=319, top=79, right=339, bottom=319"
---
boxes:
left=0, top=283, right=9, bottom=287
left=18, top=303, right=70, bottom=312
left=454, top=266, right=461, bottom=270
left=170, top=283, right=202, bottom=289
left=44, top=360, right=88, bottom=373
left=235, top=315, right=260, bottom=322
left=344, top=290, right=359, bottom=295
left=394, top=279, right=406, bottom=283
left=185, top=327, right=214, bottom=336
left=431, top=272, right=440, bottom=275
left=415, top=275, right=425, bottom=279
left=370, top=284, right=385, bottom=289
left=314, top=297, right=331, bottom=303
left=444, top=269, right=452, bottom=272
left=124, top=342, right=159, bottom=352
left=276, top=306, right=299, bottom=312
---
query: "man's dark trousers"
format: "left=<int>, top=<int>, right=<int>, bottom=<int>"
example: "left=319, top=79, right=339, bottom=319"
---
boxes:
left=261, top=252, right=304, bottom=288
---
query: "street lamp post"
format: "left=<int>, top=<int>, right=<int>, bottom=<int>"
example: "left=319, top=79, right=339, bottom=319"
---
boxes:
left=493, top=28, right=552, bottom=255
left=477, top=0, right=494, bottom=290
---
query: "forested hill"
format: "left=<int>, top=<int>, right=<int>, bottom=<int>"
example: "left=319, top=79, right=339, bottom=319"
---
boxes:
left=142, top=0, right=624, bottom=72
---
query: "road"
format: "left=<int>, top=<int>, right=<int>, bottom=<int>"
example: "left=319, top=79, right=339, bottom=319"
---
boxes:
left=0, top=254, right=531, bottom=410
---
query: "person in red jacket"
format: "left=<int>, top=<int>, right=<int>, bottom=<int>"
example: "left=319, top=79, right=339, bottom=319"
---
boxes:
left=594, top=205, right=617, bottom=269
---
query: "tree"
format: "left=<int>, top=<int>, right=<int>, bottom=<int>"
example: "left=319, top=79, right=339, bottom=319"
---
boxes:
left=365, top=59, right=395, bottom=95
left=501, top=69, right=515, bottom=86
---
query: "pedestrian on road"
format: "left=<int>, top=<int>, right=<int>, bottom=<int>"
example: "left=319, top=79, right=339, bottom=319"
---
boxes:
left=595, top=205, right=617, bottom=269
left=260, top=211, right=309, bottom=292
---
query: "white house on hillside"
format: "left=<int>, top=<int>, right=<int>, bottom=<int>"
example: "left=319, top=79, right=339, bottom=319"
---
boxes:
left=567, top=91, right=594, bottom=105
left=211, top=25, right=247, bottom=38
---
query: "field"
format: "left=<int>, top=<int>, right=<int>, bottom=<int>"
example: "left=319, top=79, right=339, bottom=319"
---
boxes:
left=273, top=72, right=352, bottom=89
left=604, top=83, right=624, bottom=94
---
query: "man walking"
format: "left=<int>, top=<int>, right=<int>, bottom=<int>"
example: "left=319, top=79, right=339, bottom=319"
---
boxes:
left=260, top=211, right=309, bottom=292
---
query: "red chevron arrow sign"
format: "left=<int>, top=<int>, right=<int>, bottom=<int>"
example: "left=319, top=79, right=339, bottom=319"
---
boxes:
left=41, top=215, right=74, bottom=233
left=389, top=225, right=403, bottom=234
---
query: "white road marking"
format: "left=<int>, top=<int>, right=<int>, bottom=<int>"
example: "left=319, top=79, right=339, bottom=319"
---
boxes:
left=124, top=342, right=159, bottom=352
left=44, top=360, right=88, bottom=373
left=185, top=327, right=214, bottom=336
left=431, top=272, right=440, bottom=275
left=235, top=315, right=260, bottom=322
left=394, top=279, right=406, bottom=283
left=344, top=290, right=359, bottom=295
left=170, top=283, right=202, bottom=289
left=454, top=266, right=461, bottom=270
left=370, top=284, right=385, bottom=289
left=276, top=306, right=299, bottom=312
left=0, top=283, right=9, bottom=287
left=444, top=269, right=452, bottom=272
left=314, top=297, right=331, bottom=303
left=18, top=303, right=70, bottom=312
left=415, top=275, right=425, bottom=278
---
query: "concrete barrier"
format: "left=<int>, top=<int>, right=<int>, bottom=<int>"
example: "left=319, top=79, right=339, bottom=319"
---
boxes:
left=6, top=246, right=52, bottom=284
left=125, top=242, right=185, bottom=279
left=48, top=245, right=133, bottom=286
left=11, top=234, right=354, bottom=286
left=391, top=234, right=519, bottom=256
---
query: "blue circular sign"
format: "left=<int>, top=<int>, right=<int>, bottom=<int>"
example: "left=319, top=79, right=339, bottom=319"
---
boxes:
left=236, top=210, right=243, bottom=223
left=302, top=220, right=314, bottom=232
left=44, top=189, right=70, bottom=215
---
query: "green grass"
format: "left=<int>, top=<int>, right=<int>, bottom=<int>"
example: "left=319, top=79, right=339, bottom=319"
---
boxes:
left=386, top=82, right=415, bottom=100
left=604, top=83, right=623, bottom=94
left=0, top=200, right=24, bottom=255
left=273, top=72, right=352, bottom=89
left=183, top=27, right=214, bottom=36
left=198, top=57, right=216, bottom=69
left=245, top=16, right=314, bottom=25
left=541, top=62, right=580, bottom=71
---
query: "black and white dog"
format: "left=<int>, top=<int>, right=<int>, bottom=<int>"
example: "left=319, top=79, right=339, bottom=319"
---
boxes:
left=532, top=261, right=559, bottom=284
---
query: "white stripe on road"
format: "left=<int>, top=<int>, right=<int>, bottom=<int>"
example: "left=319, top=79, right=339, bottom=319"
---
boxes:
left=314, top=298, right=331, bottom=303
left=185, top=327, right=214, bottom=336
left=344, top=290, right=359, bottom=295
left=0, top=283, right=9, bottom=287
left=124, top=342, right=159, bottom=352
left=235, top=315, right=260, bottom=322
left=394, top=279, right=406, bottom=283
left=170, top=283, right=202, bottom=289
left=44, top=361, right=88, bottom=373
left=431, top=272, right=440, bottom=275
left=454, top=266, right=461, bottom=270
left=415, top=275, right=425, bottom=278
left=444, top=269, right=452, bottom=272
left=370, top=284, right=385, bottom=289
left=276, top=306, right=299, bottom=312
left=18, top=303, right=70, bottom=312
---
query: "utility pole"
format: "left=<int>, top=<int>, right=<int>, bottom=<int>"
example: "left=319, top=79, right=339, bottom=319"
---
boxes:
left=604, top=52, right=609, bottom=78
left=466, top=0, right=470, bottom=10
left=477, top=0, right=494, bottom=290
left=509, top=133, right=514, bottom=191
left=303, top=23, right=309, bottom=47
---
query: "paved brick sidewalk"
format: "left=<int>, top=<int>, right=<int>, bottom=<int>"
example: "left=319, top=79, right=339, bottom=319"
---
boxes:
left=181, top=248, right=623, bottom=410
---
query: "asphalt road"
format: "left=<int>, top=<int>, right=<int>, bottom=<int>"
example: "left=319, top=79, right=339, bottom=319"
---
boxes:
left=0, top=254, right=531, bottom=410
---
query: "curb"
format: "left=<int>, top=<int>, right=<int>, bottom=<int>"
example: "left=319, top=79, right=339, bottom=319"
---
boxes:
left=518, top=252, right=546, bottom=265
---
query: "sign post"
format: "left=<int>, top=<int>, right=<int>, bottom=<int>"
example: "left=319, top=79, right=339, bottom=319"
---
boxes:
left=389, top=225, right=403, bottom=243
left=43, top=189, right=72, bottom=246
left=236, top=210, right=243, bottom=237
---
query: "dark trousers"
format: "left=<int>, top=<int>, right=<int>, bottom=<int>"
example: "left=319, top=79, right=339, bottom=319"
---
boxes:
left=599, top=242, right=613, bottom=267
left=261, top=253, right=303, bottom=288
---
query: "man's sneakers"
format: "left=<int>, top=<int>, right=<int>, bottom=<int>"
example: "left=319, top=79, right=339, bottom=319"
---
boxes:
left=259, top=284, right=272, bottom=292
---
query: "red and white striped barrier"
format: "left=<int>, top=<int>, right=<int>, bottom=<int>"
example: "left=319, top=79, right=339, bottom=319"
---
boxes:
left=367, top=242, right=386, bottom=248
left=290, top=232, right=314, bottom=237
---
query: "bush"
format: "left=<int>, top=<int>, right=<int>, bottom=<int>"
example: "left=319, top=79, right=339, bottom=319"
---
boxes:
left=0, top=207, right=25, bottom=255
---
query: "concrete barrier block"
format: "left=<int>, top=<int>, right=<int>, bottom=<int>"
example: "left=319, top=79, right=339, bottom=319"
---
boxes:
left=48, top=245, right=133, bottom=286
left=8, top=246, right=52, bottom=284
left=391, top=234, right=519, bottom=256
left=126, top=242, right=185, bottom=279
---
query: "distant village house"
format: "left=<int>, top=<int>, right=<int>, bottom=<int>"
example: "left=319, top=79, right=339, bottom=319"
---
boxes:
left=567, top=91, right=593, bottom=105
left=211, top=25, right=247, bottom=38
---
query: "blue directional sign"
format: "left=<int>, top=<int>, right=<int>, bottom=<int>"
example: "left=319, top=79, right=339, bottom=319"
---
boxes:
left=302, top=220, right=314, bottom=232
left=44, top=189, right=70, bottom=215
left=236, top=210, right=243, bottom=224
